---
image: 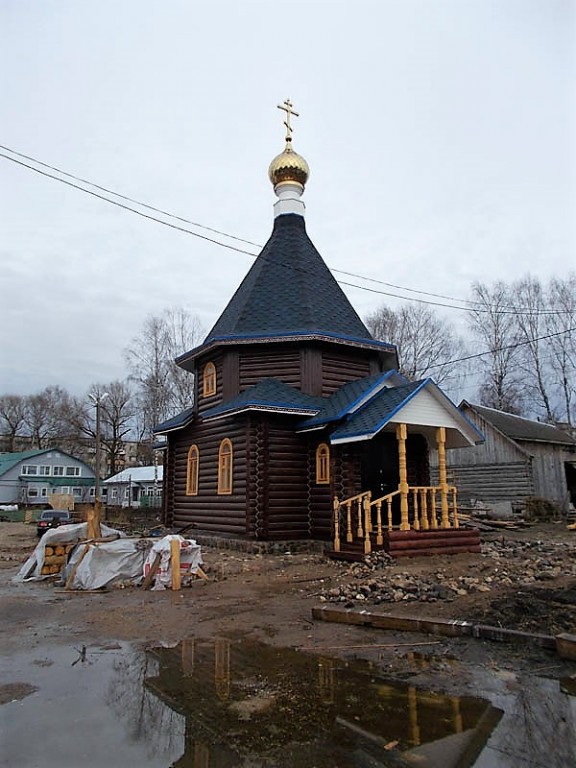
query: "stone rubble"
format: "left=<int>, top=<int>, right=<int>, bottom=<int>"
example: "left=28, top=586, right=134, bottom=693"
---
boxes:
left=318, top=538, right=576, bottom=606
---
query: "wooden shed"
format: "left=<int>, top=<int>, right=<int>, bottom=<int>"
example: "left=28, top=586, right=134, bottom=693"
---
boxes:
left=155, top=110, right=483, bottom=557
left=440, top=402, right=576, bottom=513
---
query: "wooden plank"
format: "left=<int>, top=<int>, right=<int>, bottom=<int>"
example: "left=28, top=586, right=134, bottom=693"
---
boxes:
left=170, top=539, right=181, bottom=591
left=142, top=553, right=161, bottom=590
left=65, top=544, right=91, bottom=590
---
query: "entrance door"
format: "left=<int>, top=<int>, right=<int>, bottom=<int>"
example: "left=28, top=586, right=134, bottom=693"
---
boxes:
left=360, top=433, right=399, bottom=499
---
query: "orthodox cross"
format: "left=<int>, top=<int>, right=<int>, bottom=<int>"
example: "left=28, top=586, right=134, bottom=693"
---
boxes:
left=277, top=98, right=299, bottom=142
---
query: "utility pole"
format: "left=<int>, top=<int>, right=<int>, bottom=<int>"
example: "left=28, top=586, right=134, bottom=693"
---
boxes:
left=88, top=392, right=109, bottom=538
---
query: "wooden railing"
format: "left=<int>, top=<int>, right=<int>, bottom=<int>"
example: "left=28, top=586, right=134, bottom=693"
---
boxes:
left=333, top=485, right=459, bottom=554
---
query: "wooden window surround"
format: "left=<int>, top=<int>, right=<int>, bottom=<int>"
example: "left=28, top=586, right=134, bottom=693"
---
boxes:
left=203, top=362, right=217, bottom=397
left=186, top=444, right=199, bottom=496
left=316, top=443, right=330, bottom=484
left=218, top=439, right=233, bottom=495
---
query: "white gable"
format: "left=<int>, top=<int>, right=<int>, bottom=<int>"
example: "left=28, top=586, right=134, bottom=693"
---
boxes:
left=389, top=387, right=463, bottom=429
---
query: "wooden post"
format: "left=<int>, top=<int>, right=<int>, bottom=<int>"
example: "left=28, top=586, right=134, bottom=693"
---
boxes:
left=420, top=489, right=429, bottom=530
left=437, top=427, right=450, bottom=528
left=86, top=502, right=102, bottom=540
left=412, top=489, right=420, bottom=530
left=356, top=497, right=364, bottom=539
left=170, top=539, right=181, bottom=591
left=363, top=495, right=371, bottom=554
left=346, top=502, right=353, bottom=543
left=396, top=424, right=410, bottom=531
left=452, top=487, right=460, bottom=529
left=333, top=497, right=341, bottom=552
left=375, top=501, right=383, bottom=546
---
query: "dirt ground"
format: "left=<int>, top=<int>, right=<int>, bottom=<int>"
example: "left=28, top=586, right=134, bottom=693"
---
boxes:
left=1, top=520, right=576, bottom=693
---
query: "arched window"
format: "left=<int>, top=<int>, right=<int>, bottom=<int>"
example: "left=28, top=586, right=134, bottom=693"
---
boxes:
left=316, top=443, right=330, bottom=484
left=203, top=362, right=216, bottom=397
left=186, top=445, right=199, bottom=496
left=218, top=439, right=233, bottom=495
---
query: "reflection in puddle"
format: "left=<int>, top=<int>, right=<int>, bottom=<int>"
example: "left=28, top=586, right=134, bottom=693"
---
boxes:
left=145, top=638, right=501, bottom=767
left=2, top=639, right=575, bottom=767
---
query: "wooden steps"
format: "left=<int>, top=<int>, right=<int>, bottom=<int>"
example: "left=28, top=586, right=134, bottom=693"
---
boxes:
left=385, top=528, right=481, bottom=558
left=328, top=528, right=481, bottom=561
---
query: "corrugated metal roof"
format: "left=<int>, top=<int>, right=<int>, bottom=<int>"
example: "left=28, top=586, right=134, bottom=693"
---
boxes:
left=464, top=403, right=576, bottom=446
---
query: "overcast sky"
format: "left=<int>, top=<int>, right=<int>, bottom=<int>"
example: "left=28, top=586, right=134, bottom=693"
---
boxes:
left=1, top=0, right=574, bottom=398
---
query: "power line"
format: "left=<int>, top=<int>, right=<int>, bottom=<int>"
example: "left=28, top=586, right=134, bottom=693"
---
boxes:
left=0, top=143, right=262, bottom=249
left=1, top=145, right=574, bottom=316
left=423, top=326, right=576, bottom=371
left=2, top=145, right=487, bottom=308
left=0, top=151, right=259, bottom=257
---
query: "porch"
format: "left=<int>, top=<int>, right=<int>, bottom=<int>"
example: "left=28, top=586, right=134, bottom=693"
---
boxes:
left=329, top=425, right=480, bottom=559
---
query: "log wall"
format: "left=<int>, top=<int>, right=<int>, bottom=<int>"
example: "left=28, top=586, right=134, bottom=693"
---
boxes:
left=168, top=415, right=249, bottom=534
left=239, top=347, right=301, bottom=389
left=431, top=461, right=534, bottom=504
left=321, top=350, right=372, bottom=395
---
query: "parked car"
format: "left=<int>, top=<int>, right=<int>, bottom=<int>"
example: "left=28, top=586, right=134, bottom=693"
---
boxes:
left=36, top=509, right=74, bottom=537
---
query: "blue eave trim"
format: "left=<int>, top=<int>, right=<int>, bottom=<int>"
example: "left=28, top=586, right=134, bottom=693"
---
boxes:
left=299, top=370, right=405, bottom=429
left=330, top=380, right=428, bottom=442
left=177, top=330, right=397, bottom=366
left=203, top=399, right=320, bottom=421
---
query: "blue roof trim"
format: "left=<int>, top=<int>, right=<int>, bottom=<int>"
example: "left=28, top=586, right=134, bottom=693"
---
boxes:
left=177, top=330, right=396, bottom=367
left=202, top=379, right=323, bottom=421
left=298, top=370, right=404, bottom=430
left=330, top=380, right=427, bottom=442
left=154, top=406, right=195, bottom=434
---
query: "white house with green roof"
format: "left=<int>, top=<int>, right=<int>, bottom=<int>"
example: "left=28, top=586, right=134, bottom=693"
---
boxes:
left=0, top=449, right=96, bottom=506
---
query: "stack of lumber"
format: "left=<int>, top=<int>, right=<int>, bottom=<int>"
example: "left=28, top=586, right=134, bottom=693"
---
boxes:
left=41, top=543, right=74, bottom=576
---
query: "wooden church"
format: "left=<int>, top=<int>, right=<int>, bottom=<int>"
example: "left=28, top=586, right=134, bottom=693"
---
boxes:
left=155, top=101, right=483, bottom=558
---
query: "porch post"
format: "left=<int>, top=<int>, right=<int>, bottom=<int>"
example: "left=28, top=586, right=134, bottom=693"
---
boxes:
left=396, top=423, right=410, bottom=531
left=436, top=427, right=450, bottom=528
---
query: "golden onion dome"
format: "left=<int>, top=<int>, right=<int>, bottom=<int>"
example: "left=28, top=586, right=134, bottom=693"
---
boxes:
left=268, top=140, right=310, bottom=189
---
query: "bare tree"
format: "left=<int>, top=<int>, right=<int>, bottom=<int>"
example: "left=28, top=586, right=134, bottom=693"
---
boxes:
left=96, top=381, right=136, bottom=476
left=125, top=308, right=204, bottom=442
left=366, top=303, right=467, bottom=389
left=468, top=281, right=525, bottom=414
left=67, top=381, right=135, bottom=476
left=546, top=275, right=576, bottom=426
left=23, top=385, right=71, bottom=449
left=512, top=275, right=554, bottom=421
left=0, top=395, right=27, bottom=451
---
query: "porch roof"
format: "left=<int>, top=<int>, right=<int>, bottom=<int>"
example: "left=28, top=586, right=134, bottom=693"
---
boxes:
left=329, top=379, right=484, bottom=448
left=297, top=370, right=408, bottom=430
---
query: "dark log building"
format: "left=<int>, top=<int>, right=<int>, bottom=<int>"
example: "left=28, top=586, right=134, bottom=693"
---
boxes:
left=156, top=101, right=483, bottom=557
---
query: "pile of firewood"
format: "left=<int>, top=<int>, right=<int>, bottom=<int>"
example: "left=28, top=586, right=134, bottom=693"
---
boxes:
left=41, top=543, right=74, bottom=576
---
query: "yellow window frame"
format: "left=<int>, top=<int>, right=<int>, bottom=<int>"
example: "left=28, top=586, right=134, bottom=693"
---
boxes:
left=218, top=438, right=233, bottom=495
left=203, top=362, right=216, bottom=397
left=186, top=444, right=199, bottom=496
left=316, top=443, right=330, bottom=484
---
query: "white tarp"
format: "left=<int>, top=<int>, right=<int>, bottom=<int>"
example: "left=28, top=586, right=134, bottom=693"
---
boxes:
left=13, top=523, right=124, bottom=582
left=62, top=537, right=151, bottom=590
left=143, top=535, right=203, bottom=590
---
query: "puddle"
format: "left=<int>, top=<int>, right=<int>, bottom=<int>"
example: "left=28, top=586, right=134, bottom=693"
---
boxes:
left=1, top=638, right=575, bottom=767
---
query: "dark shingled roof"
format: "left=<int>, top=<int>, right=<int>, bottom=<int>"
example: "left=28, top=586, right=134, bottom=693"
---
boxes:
left=153, top=406, right=195, bottom=435
left=330, top=381, right=425, bottom=442
left=202, top=379, right=323, bottom=420
left=464, top=403, right=576, bottom=446
left=205, top=214, right=373, bottom=343
left=298, top=371, right=406, bottom=430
